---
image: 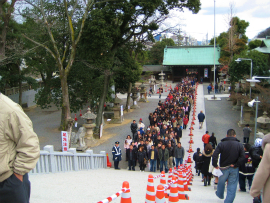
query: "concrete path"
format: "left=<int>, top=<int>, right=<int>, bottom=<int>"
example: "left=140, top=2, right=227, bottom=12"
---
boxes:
left=28, top=82, right=253, bottom=202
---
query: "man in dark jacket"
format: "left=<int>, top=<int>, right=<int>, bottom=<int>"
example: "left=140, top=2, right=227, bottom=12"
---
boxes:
left=158, top=144, right=169, bottom=173
left=167, top=143, right=174, bottom=170
left=174, top=124, right=182, bottom=143
left=249, top=138, right=263, bottom=169
left=197, top=110, right=205, bottom=129
left=130, top=120, right=138, bottom=141
left=212, top=129, right=245, bottom=203
left=193, top=148, right=202, bottom=175
left=127, top=144, right=137, bottom=171
left=148, top=145, right=158, bottom=172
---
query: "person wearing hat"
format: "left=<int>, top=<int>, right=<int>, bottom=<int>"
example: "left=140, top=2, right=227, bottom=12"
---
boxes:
left=112, top=141, right=122, bottom=170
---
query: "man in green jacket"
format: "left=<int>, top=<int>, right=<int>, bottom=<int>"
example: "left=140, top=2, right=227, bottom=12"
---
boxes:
left=159, top=144, right=169, bottom=173
left=0, top=93, right=40, bottom=203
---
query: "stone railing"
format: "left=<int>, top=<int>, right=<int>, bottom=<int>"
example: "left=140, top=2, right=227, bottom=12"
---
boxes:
left=30, top=145, right=106, bottom=174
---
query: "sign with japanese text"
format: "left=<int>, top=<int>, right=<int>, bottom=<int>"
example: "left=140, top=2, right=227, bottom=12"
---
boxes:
left=61, top=131, right=69, bottom=152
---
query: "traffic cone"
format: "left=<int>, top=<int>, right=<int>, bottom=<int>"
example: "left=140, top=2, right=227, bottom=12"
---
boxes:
left=178, top=171, right=189, bottom=200
left=166, top=83, right=167, bottom=87
left=188, top=136, right=194, bottom=144
left=186, top=153, right=193, bottom=163
left=189, top=129, right=193, bottom=136
left=168, top=176, right=179, bottom=203
left=173, top=167, right=178, bottom=178
left=165, top=88, right=167, bottom=92
left=106, top=153, right=112, bottom=168
left=183, top=170, right=191, bottom=191
left=187, top=144, right=194, bottom=153
left=157, top=89, right=159, bottom=94
left=145, top=174, right=155, bottom=203
left=191, top=119, right=195, bottom=125
left=79, top=110, right=82, bottom=117
left=167, top=168, right=172, bottom=184
left=74, top=114, right=78, bottom=121
left=155, top=185, right=166, bottom=203
left=190, top=125, right=194, bottom=130
left=160, top=171, right=166, bottom=188
left=120, top=181, right=132, bottom=203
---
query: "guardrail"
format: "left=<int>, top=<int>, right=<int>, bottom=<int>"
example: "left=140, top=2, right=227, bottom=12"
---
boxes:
left=30, top=145, right=106, bottom=174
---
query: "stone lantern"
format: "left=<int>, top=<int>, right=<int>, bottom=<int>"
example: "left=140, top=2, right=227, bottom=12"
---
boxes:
left=139, top=83, right=147, bottom=102
left=159, top=70, right=165, bottom=87
left=82, top=107, right=97, bottom=148
left=112, top=97, right=124, bottom=123
left=131, top=86, right=140, bottom=109
left=257, top=111, right=270, bottom=134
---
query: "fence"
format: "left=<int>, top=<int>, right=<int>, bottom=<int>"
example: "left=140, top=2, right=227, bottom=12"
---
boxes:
left=30, top=145, right=107, bottom=174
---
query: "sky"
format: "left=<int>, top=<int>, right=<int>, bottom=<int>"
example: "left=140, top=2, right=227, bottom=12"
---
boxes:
left=164, top=0, right=270, bottom=41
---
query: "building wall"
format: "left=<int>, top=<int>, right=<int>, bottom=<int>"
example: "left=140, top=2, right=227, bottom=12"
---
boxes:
left=8, top=89, right=40, bottom=107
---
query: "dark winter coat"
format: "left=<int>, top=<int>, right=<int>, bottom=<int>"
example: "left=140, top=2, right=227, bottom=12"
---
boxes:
left=148, top=148, right=158, bottom=160
left=209, top=136, right=217, bottom=149
left=193, top=152, right=203, bottom=170
left=174, top=127, right=182, bottom=138
left=126, top=148, right=137, bottom=161
left=249, top=146, right=263, bottom=168
left=212, top=137, right=245, bottom=168
left=197, top=112, right=205, bottom=122
left=130, top=123, right=138, bottom=132
left=239, top=151, right=255, bottom=175
left=137, top=150, right=147, bottom=163
left=158, top=148, right=169, bottom=161
left=201, top=150, right=214, bottom=176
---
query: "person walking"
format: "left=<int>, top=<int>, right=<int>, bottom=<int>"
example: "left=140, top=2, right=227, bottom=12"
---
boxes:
left=148, top=145, right=158, bottom=172
left=137, top=145, right=147, bottom=172
left=197, top=110, right=205, bottom=129
left=238, top=143, right=255, bottom=192
left=243, top=124, right=252, bottom=144
left=0, top=93, right=40, bottom=203
left=202, top=131, right=210, bottom=148
left=112, top=141, right=122, bottom=170
left=127, top=144, right=137, bottom=171
left=158, top=144, right=169, bottom=173
left=130, top=120, right=138, bottom=141
left=212, top=129, right=245, bottom=203
left=174, top=142, right=185, bottom=167
left=201, top=144, right=214, bottom=186
left=250, top=133, right=270, bottom=203
left=209, top=132, right=217, bottom=149
left=207, top=84, right=212, bottom=94
left=193, top=148, right=203, bottom=176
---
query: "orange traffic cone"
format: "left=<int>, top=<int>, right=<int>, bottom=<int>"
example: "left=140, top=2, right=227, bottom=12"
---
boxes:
left=187, top=144, right=194, bottom=153
left=160, top=171, right=166, bottom=188
left=79, top=109, right=82, bottom=117
left=106, top=153, right=112, bottom=168
left=157, top=89, right=159, bottom=94
left=168, top=176, right=179, bottom=203
left=190, top=125, right=194, bottom=130
left=166, top=83, right=167, bottom=87
left=145, top=174, right=155, bottom=203
left=188, top=136, right=194, bottom=144
left=189, top=129, right=193, bottom=136
left=74, top=114, right=78, bottom=121
left=183, top=170, right=191, bottom=191
left=178, top=172, right=189, bottom=200
left=120, top=181, right=132, bottom=203
left=191, top=119, right=195, bottom=125
left=187, top=153, right=193, bottom=163
left=155, top=185, right=166, bottom=203
left=167, top=168, right=172, bottom=184
left=165, top=88, right=167, bottom=92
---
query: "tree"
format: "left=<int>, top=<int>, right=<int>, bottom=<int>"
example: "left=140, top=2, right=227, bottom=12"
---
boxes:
left=148, top=38, right=175, bottom=65
left=257, top=27, right=270, bottom=38
left=80, top=0, right=201, bottom=134
left=248, top=39, right=262, bottom=50
left=228, top=50, right=269, bottom=86
left=22, top=0, right=97, bottom=130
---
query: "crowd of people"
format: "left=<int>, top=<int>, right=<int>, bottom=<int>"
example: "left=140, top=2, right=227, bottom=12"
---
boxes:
left=121, top=77, right=197, bottom=172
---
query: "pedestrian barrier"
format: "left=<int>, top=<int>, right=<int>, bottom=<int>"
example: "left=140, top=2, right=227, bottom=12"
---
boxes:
left=156, top=185, right=166, bottom=203
left=188, top=136, right=194, bottom=144
left=186, top=153, right=193, bottom=163
left=177, top=171, right=189, bottom=200
left=160, top=171, right=167, bottom=188
left=30, top=145, right=106, bottom=174
left=168, top=176, right=179, bottom=203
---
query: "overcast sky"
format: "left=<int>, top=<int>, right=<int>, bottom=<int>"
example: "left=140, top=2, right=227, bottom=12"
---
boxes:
left=164, top=0, right=270, bottom=41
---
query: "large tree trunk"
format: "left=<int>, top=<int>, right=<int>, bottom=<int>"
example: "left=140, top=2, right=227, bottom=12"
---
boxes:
left=60, top=72, right=71, bottom=130
left=0, top=20, right=7, bottom=61
left=95, top=73, right=110, bottom=138
left=125, top=82, right=132, bottom=110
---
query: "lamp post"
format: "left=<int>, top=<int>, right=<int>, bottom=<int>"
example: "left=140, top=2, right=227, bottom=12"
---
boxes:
left=246, top=75, right=270, bottom=144
left=235, top=58, right=252, bottom=98
left=213, top=0, right=216, bottom=99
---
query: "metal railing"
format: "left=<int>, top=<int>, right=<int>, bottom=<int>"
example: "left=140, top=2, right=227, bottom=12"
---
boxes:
left=30, top=145, right=106, bottom=174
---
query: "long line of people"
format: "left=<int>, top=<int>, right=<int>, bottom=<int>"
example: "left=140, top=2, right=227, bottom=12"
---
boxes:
left=123, top=77, right=197, bottom=172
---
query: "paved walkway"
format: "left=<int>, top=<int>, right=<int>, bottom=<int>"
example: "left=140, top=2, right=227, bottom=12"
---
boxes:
left=28, top=82, right=253, bottom=202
